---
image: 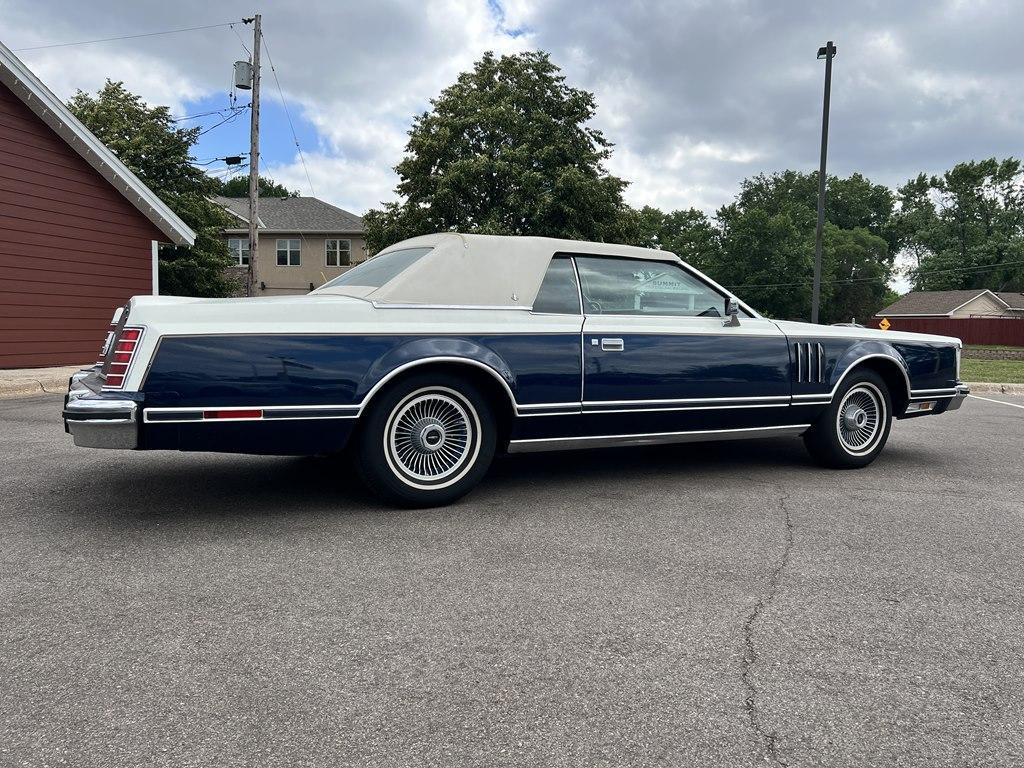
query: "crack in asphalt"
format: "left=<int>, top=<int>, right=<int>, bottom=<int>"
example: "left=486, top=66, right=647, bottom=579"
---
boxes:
left=740, top=492, right=793, bottom=767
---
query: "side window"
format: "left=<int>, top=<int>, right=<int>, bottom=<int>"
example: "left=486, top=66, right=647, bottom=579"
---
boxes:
left=276, top=239, right=301, bottom=267
left=532, top=257, right=581, bottom=314
left=227, top=238, right=249, bottom=266
left=575, top=257, right=728, bottom=317
left=326, top=239, right=351, bottom=267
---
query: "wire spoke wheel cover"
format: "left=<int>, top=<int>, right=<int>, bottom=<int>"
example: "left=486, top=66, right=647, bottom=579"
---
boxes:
left=835, top=382, right=886, bottom=456
left=384, top=387, right=481, bottom=490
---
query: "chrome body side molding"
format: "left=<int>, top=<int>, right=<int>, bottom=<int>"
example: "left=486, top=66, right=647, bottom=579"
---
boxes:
left=507, top=424, right=811, bottom=453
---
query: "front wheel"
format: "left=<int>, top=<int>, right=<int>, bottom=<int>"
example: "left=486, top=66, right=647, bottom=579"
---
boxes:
left=803, top=369, right=892, bottom=469
left=354, top=373, right=496, bottom=507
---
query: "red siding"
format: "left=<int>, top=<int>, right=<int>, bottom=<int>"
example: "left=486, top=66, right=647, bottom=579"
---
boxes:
left=873, top=316, right=1024, bottom=346
left=0, top=81, right=165, bottom=369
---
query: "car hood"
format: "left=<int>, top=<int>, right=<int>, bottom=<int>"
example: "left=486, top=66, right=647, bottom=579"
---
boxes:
left=772, top=319, right=962, bottom=346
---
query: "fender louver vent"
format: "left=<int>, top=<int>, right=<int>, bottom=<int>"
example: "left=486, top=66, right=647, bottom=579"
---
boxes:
left=794, top=342, right=825, bottom=383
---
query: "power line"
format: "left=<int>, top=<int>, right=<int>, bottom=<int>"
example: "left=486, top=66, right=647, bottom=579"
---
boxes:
left=229, top=23, right=252, bottom=57
left=260, top=30, right=316, bottom=198
left=14, top=21, right=241, bottom=52
left=193, top=154, right=248, bottom=166
left=197, top=107, right=249, bottom=136
left=172, top=105, right=248, bottom=123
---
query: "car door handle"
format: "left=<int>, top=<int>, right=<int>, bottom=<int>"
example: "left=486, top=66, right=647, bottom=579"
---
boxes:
left=600, top=338, right=624, bottom=351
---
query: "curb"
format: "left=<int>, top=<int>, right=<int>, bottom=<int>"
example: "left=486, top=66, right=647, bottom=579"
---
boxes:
left=964, top=381, right=1024, bottom=396
left=0, top=367, right=85, bottom=399
left=0, top=380, right=70, bottom=398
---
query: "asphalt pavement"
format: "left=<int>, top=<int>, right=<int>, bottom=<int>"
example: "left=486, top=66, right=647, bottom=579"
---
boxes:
left=1, top=393, right=1022, bottom=767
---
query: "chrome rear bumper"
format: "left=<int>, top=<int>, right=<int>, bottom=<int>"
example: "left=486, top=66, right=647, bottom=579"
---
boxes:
left=63, top=370, right=138, bottom=449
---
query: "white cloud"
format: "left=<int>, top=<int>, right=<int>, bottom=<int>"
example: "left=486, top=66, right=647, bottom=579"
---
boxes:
left=4, top=0, right=1024, bottom=220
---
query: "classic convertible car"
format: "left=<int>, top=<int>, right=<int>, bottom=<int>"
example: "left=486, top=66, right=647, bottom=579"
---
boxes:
left=64, top=233, right=968, bottom=506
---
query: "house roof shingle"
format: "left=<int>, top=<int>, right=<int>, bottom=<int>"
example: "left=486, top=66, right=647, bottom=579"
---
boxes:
left=875, top=290, right=997, bottom=316
left=215, top=196, right=364, bottom=233
left=996, top=292, right=1024, bottom=310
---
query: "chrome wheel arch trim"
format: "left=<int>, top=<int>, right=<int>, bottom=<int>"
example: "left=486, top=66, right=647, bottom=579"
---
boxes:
left=357, top=356, right=519, bottom=417
left=792, top=352, right=912, bottom=405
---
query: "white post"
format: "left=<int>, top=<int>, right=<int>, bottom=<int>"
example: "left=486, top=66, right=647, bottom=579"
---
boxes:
left=151, top=240, right=160, bottom=296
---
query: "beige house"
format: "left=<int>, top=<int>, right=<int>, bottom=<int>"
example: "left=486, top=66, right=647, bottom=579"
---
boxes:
left=215, top=195, right=366, bottom=295
left=876, top=289, right=1024, bottom=319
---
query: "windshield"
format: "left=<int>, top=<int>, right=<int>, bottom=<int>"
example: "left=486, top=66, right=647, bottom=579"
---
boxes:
left=320, top=247, right=432, bottom=290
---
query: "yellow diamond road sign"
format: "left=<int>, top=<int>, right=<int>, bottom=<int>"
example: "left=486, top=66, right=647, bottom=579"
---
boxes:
left=879, top=317, right=891, bottom=331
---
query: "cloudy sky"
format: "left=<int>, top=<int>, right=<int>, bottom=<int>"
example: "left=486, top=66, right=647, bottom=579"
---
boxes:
left=3, top=0, right=1022, bottom=221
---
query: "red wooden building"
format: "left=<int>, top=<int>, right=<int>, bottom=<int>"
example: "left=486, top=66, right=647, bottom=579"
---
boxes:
left=0, top=40, right=194, bottom=369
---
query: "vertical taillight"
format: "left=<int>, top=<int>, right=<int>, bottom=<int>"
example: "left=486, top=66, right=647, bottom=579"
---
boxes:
left=102, top=327, right=143, bottom=390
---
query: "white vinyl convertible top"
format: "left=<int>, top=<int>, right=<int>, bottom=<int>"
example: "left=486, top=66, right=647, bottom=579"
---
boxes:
left=316, top=232, right=682, bottom=308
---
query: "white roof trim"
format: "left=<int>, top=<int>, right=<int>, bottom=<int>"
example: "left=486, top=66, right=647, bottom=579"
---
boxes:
left=0, top=40, right=195, bottom=246
left=948, top=290, right=1007, bottom=314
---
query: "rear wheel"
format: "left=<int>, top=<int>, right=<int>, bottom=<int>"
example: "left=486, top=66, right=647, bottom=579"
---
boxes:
left=354, top=373, right=496, bottom=507
left=803, top=369, right=892, bottom=469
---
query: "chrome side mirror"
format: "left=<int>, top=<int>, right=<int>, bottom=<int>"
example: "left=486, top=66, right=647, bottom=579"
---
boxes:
left=723, top=297, right=741, bottom=327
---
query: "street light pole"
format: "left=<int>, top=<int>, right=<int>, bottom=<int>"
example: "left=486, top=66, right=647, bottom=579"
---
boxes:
left=811, top=40, right=836, bottom=325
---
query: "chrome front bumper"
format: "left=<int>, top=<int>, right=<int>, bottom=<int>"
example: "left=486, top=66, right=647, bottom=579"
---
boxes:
left=63, top=370, right=138, bottom=449
left=944, top=384, right=970, bottom=412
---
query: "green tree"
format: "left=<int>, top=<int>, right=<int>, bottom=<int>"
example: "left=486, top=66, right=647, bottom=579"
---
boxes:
left=898, top=159, right=1024, bottom=291
left=713, top=205, right=813, bottom=320
left=617, top=206, right=720, bottom=273
left=735, top=170, right=898, bottom=254
left=68, top=80, right=234, bottom=297
left=705, top=170, right=896, bottom=319
left=364, top=51, right=629, bottom=253
left=820, top=226, right=891, bottom=323
left=217, top=174, right=297, bottom=198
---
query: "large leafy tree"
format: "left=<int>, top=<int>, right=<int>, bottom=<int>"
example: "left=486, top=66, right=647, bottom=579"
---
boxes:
left=68, top=81, right=234, bottom=297
left=820, top=225, right=891, bottom=324
left=702, top=170, right=896, bottom=320
left=735, top=170, right=898, bottom=254
left=217, top=174, right=297, bottom=198
left=713, top=205, right=814, bottom=320
left=895, top=158, right=1024, bottom=291
left=617, top=206, right=719, bottom=273
left=364, top=51, right=629, bottom=252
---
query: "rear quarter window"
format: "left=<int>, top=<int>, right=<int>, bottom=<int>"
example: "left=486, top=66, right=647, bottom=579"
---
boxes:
left=320, top=247, right=432, bottom=289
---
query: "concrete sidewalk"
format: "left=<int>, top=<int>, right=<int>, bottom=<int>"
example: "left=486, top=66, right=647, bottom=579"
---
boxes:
left=0, top=365, right=89, bottom=398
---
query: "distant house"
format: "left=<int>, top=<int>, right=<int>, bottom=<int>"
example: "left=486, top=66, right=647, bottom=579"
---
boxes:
left=213, top=196, right=365, bottom=295
left=875, top=290, right=1024, bottom=319
left=0, top=39, right=194, bottom=369
left=874, top=289, right=1024, bottom=346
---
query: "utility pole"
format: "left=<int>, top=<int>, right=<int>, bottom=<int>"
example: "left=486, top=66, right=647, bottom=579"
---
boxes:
left=244, top=14, right=261, bottom=298
left=811, top=40, right=836, bottom=324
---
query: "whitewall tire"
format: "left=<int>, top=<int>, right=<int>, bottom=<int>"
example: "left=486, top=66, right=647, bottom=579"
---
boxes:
left=355, top=373, right=496, bottom=507
left=804, top=369, right=892, bottom=469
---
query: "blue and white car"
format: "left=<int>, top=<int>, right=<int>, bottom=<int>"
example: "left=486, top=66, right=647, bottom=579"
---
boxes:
left=64, top=233, right=968, bottom=506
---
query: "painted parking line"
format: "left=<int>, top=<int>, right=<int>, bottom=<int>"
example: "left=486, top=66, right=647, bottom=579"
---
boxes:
left=968, top=394, right=1024, bottom=410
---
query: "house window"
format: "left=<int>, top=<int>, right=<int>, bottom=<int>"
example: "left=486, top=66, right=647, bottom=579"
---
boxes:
left=326, top=239, right=351, bottom=267
left=276, top=239, right=300, bottom=266
left=228, top=238, right=249, bottom=266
